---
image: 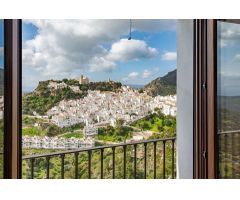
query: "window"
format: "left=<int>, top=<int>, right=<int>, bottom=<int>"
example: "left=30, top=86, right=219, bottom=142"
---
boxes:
left=217, top=21, right=240, bottom=178
left=0, top=19, right=4, bottom=178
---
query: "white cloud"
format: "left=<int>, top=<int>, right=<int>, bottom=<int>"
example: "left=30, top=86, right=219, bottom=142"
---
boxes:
left=218, top=22, right=240, bottom=47
left=107, top=39, right=158, bottom=62
left=22, top=19, right=175, bottom=90
left=122, top=71, right=139, bottom=81
left=161, top=51, right=177, bottom=61
left=89, top=57, right=116, bottom=72
left=142, top=69, right=151, bottom=78
left=22, top=20, right=162, bottom=74
left=128, top=72, right=139, bottom=78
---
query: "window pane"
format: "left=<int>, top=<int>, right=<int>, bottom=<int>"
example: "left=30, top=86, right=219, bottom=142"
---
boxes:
left=217, top=21, right=240, bottom=178
left=0, top=19, right=4, bottom=179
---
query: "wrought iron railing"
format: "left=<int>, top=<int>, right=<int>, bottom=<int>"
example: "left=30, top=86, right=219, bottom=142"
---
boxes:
left=22, top=137, right=176, bottom=179
left=218, top=131, right=240, bottom=178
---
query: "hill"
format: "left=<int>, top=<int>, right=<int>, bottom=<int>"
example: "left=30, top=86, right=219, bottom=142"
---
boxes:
left=22, top=79, right=122, bottom=115
left=143, top=69, right=176, bottom=96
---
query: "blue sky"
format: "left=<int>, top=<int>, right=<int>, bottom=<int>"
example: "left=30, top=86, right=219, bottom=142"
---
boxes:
left=22, top=20, right=177, bottom=92
left=0, top=20, right=4, bottom=69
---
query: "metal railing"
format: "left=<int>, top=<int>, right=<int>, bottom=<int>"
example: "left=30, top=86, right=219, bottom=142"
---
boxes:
left=218, top=131, right=240, bottom=179
left=22, top=137, right=176, bottom=179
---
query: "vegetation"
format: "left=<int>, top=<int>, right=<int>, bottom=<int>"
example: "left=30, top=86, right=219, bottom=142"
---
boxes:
left=23, top=116, right=38, bottom=126
left=80, top=81, right=122, bottom=92
left=22, top=81, right=86, bottom=115
left=23, top=123, right=63, bottom=137
left=97, top=126, right=133, bottom=142
left=131, top=109, right=176, bottom=138
left=62, top=122, right=85, bottom=133
left=62, top=132, right=84, bottom=139
left=23, top=127, right=44, bottom=136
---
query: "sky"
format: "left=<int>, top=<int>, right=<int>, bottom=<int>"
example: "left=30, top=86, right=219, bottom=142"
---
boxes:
left=21, top=19, right=177, bottom=92
left=2, top=20, right=240, bottom=95
left=0, top=20, right=3, bottom=69
left=218, top=21, right=240, bottom=96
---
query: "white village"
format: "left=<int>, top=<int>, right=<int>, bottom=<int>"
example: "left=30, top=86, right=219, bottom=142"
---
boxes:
left=22, top=75, right=176, bottom=150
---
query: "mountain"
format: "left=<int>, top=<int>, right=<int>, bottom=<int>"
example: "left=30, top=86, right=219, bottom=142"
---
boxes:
left=143, top=69, right=176, bottom=96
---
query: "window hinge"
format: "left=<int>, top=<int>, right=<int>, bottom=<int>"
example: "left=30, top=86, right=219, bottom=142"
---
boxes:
left=202, top=82, right=207, bottom=90
left=202, top=151, right=207, bottom=159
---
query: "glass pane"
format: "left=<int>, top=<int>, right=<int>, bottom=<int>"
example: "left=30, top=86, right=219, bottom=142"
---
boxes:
left=217, top=21, right=240, bottom=178
left=0, top=19, right=4, bottom=179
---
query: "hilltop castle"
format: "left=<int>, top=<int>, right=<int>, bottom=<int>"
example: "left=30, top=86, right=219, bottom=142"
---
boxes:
left=79, top=75, right=89, bottom=84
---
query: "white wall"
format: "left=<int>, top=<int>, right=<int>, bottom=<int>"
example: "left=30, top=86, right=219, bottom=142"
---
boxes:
left=176, top=20, right=194, bottom=179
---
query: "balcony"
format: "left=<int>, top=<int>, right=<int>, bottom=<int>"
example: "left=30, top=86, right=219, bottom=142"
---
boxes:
left=22, top=137, right=176, bottom=179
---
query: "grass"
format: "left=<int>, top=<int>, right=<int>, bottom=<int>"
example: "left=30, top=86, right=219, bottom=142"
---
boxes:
left=133, top=116, right=163, bottom=133
left=61, top=132, right=84, bottom=139
left=97, top=126, right=133, bottom=142
left=22, top=127, right=45, bottom=137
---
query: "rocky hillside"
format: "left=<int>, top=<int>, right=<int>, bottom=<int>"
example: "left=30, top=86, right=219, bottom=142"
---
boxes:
left=143, top=69, right=176, bottom=96
left=22, top=79, right=122, bottom=115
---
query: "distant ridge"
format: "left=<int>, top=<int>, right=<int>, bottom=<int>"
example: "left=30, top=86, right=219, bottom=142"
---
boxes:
left=143, top=69, right=176, bottom=96
left=128, top=84, right=144, bottom=89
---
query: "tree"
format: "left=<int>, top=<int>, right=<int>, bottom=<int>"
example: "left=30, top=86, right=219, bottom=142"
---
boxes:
left=46, top=125, right=62, bottom=137
left=116, top=119, right=124, bottom=128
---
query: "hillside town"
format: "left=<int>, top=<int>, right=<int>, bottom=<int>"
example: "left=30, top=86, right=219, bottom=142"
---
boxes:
left=46, top=85, right=176, bottom=128
left=22, top=75, right=177, bottom=150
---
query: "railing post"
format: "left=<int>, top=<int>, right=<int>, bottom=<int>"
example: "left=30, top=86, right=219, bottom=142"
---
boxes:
left=30, top=158, right=35, bottom=179
left=134, top=144, right=137, bottom=179
left=144, top=143, right=147, bottom=179
left=60, top=154, right=65, bottom=179
left=75, top=152, right=79, bottom=179
left=46, top=156, right=50, bottom=179
left=171, top=139, right=175, bottom=179
left=123, top=145, right=126, bottom=179
left=100, top=149, right=104, bottom=179
left=163, top=140, right=166, bottom=179
left=112, top=147, right=115, bottom=179
left=153, top=142, right=157, bottom=179
left=88, top=150, right=92, bottom=179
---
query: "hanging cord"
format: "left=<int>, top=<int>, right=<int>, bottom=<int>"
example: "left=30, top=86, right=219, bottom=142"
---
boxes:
left=128, top=19, right=132, bottom=40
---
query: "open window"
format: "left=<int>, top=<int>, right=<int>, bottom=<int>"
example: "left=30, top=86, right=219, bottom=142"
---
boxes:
left=1, top=19, right=239, bottom=179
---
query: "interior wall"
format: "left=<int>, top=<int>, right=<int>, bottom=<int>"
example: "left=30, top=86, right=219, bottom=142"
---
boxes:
left=176, top=19, right=194, bottom=179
